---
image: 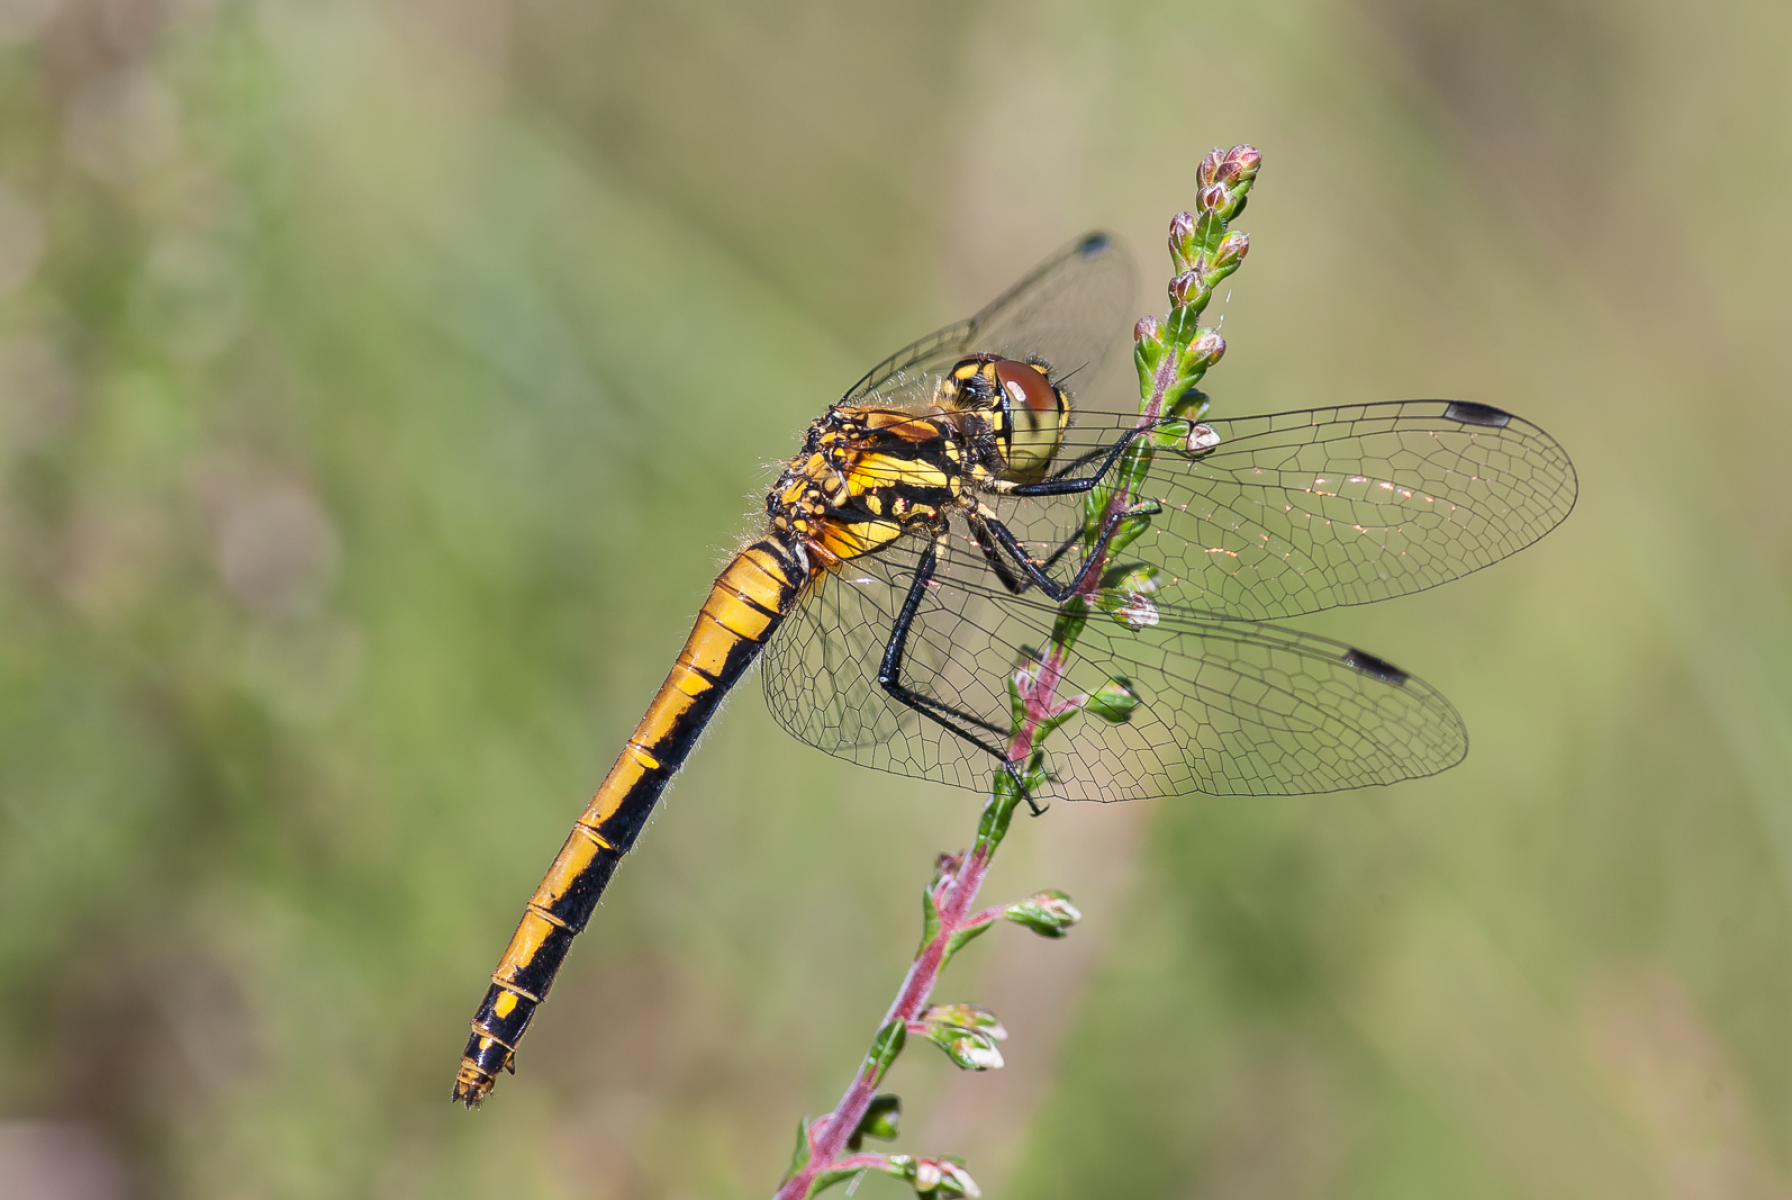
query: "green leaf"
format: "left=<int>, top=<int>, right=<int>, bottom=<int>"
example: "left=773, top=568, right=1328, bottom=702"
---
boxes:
left=918, top=885, right=941, bottom=956
left=1034, top=703, right=1081, bottom=744
left=977, top=779, right=1022, bottom=848
left=785, top=1115, right=813, bottom=1182
left=862, top=1019, right=907, bottom=1086
left=1105, top=509, right=1154, bottom=559
left=848, top=1093, right=901, bottom=1150
left=1049, top=597, right=1087, bottom=653
left=943, top=917, right=994, bottom=962
left=812, top=1164, right=871, bottom=1196
left=1166, top=387, right=1211, bottom=421
left=1134, top=346, right=1157, bottom=405
left=1086, top=677, right=1141, bottom=723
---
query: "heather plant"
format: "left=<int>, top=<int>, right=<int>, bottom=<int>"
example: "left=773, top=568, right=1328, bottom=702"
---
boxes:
left=773, top=146, right=1261, bottom=1200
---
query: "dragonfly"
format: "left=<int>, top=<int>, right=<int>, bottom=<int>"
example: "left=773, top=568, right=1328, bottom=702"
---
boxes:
left=453, top=233, right=1577, bottom=1105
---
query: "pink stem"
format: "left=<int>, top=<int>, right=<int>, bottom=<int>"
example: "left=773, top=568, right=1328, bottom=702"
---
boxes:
left=774, top=839, right=999, bottom=1200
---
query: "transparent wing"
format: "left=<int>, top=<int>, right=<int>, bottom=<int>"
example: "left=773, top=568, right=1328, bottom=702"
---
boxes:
left=760, top=541, right=935, bottom=755
left=760, top=399, right=1574, bottom=799
left=1023, top=399, right=1578, bottom=622
left=839, top=232, right=1138, bottom=414
left=761, top=523, right=1467, bottom=801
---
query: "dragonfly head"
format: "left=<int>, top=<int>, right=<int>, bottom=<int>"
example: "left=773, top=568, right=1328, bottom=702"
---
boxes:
left=944, top=354, right=1070, bottom=485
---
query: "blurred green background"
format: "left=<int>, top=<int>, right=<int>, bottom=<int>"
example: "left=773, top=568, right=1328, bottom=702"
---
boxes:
left=2, top=0, right=1789, bottom=1196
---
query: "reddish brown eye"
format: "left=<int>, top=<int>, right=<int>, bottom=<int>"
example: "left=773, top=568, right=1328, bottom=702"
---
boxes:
left=989, top=358, right=1067, bottom=483
left=992, top=359, right=1056, bottom=412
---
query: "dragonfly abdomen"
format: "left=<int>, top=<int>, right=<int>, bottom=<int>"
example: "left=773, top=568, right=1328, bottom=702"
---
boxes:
left=454, top=537, right=810, bottom=1105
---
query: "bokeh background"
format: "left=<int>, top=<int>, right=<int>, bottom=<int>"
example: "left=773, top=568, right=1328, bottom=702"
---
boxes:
left=2, top=0, right=1789, bottom=1196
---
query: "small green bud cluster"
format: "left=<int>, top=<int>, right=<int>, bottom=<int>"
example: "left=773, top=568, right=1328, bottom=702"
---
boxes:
left=1004, top=888, right=1084, bottom=938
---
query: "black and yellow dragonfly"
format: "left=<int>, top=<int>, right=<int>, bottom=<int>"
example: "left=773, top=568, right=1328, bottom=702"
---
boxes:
left=453, top=234, right=1577, bottom=1105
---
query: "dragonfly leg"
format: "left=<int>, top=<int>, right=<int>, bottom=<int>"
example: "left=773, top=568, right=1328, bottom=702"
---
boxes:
left=878, top=531, right=1027, bottom=776
left=969, top=520, right=1084, bottom=598
left=994, top=422, right=1158, bottom=498
left=972, top=498, right=1160, bottom=603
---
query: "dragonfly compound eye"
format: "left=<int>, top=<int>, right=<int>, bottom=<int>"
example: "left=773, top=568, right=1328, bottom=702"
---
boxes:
left=992, top=358, right=1069, bottom=482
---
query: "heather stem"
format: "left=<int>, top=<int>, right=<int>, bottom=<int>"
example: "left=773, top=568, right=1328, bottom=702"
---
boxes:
left=774, top=787, right=1016, bottom=1200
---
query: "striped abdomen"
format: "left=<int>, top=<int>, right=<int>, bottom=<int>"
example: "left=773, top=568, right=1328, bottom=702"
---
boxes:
left=453, top=537, right=810, bottom=1105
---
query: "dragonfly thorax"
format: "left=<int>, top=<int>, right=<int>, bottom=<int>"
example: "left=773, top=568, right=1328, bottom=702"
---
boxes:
left=765, top=407, right=976, bottom=565
left=765, top=357, right=1072, bottom=566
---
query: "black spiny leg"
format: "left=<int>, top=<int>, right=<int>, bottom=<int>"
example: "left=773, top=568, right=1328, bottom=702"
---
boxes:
left=970, top=520, right=1084, bottom=596
left=993, top=423, right=1158, bottom=498
left=970, top=497, right=1160, bottom=604
left=971, top=426, right=1163, bottom=595
left=878, top=531, right=1034, bottom=794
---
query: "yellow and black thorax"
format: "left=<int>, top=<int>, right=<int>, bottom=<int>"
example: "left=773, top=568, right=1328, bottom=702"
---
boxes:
left=765, top=355, right=1072, bottom=564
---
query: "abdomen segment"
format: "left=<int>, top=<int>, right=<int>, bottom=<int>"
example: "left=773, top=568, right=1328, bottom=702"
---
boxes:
left=454, top=538, right=808, bottom=1105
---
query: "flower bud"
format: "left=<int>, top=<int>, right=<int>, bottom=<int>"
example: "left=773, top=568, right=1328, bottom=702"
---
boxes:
left=929, top=1001, right=1003, bottom=1028
left=1168, top=210, right=1197, bottom=270
left=912, top=1005, right=1008, bottom=1071
left=1097, top=562, right=1161, bottom=631
left=1005, top=887, right=1084, bottom=936
left=1100, top=561, right=1159, bottom=593
left=1114, top=594, right=1159, bottom=630
left=1183, top=422, right=1222, bottom=455
left=1197, top=182, right=1228, bottom=213
left=1185, top=330, right=1226, bottom=370
left=1214, top=231, right=1250, bottom=268
left=1134, top=314, right=1163, bottom=345
left=1225, top=143, right=1262, bottom=181
left=907, top=1158, right=980, bottom=1198
left=1196, top=147, right=1222, bottom=187
left=1168, top=269, right=1203, bottom=307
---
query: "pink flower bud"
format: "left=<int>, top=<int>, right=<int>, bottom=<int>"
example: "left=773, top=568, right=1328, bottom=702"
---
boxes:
left=1196, top=148, right=1222, bottom=187
left=1191, top=330, right=1226, bottom=364
left=1169, top=269, right=1202, bottom=306
left=1226, top=143, right=1262, bottom=179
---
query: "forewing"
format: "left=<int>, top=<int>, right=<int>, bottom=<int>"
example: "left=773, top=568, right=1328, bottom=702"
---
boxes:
left=839, top=233, right=1138, bottom=414
left=762, top=518, right=1467, bottom=800
left=1049, top=400, right=1578, bottom=621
